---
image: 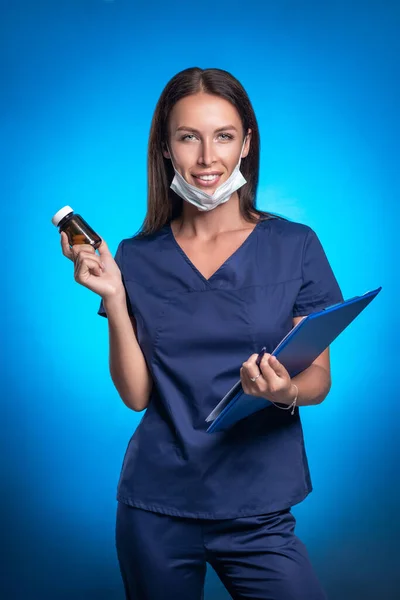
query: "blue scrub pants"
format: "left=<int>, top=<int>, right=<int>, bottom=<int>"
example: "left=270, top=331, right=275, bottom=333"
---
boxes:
left=115, top=502, right=328, bottom=600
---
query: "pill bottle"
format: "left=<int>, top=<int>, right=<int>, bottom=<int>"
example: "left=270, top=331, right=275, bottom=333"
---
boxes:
left=51, top=206, right=102, bottom=249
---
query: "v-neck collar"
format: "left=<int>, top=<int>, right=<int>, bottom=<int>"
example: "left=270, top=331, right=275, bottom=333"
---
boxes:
left=168, top=218, right=264, bottom=285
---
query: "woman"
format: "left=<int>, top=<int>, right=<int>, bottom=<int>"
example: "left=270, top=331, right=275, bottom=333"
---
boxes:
left=61, top=67, right=343, bottom=599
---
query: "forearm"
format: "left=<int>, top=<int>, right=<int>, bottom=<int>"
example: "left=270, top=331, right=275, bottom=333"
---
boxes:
left=291, top=364, right=331, bottom=407
left=103, top=293, right=152, bottom=412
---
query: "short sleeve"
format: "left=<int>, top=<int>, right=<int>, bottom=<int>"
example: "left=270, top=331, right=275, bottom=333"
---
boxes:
left=97, top=240, right=134, bottom=318
left=292, top=228, right=344, bottom=316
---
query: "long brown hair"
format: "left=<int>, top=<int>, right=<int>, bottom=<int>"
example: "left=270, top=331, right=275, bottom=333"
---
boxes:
left=134, top=67, right=284, bottom=238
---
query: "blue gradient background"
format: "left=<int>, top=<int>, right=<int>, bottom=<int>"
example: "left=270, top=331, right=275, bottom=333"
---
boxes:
left=2, top=0, right=398, bottom=598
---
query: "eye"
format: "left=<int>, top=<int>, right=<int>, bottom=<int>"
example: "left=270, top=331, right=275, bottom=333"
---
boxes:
left=180, top=133, right=234, bottom=141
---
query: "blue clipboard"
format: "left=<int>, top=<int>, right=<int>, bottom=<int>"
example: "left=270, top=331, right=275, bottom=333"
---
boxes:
left=206, top=287, right=382, bottom=433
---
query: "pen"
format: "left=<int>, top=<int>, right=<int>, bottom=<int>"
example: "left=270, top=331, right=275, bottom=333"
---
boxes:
left=256, top=346, right=267, bottom=368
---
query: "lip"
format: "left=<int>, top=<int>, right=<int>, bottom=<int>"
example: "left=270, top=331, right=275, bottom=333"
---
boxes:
left=193, top=171, right=222, bottom=176
left=192, top=173, right=222, bottom=188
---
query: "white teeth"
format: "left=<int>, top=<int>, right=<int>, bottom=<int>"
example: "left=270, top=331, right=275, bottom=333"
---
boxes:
left=197, top=175, right=219, bottom=181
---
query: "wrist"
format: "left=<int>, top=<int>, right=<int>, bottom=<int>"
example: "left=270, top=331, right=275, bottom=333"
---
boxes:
left=102, top=288, right=127, bottom=308
left=289, top=383, right=299, bottom=404
left=282, top=383, right=298, bottom=406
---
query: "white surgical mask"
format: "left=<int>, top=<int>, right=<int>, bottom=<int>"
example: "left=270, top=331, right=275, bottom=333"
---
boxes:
left=167, top=136, right=248, bottom=212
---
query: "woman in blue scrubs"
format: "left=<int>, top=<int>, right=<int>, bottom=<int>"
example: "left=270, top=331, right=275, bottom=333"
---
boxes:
left=62, top=67, right=343, bottom=599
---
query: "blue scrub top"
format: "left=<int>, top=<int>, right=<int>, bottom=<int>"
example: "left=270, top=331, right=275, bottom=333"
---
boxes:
left=98, top=217, right=343, bottom=519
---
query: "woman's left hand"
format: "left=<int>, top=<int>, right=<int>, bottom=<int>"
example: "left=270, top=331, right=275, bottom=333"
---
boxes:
left=240, top=353, right=296, bottom=405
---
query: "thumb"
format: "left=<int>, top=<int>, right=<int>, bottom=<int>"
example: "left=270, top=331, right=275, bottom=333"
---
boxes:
left=268, top=355, right=289, bottom=379
left=97, top=239, right=112, bottom=257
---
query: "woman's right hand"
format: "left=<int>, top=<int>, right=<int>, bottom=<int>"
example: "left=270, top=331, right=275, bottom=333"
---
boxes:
left=60, top=231, right=125, bottom=300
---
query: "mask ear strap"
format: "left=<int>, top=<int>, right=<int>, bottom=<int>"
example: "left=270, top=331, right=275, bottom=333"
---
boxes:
left=240, top=134, right=248, bottom=159
left=165, top=144, right=177, bottom=170
left=241, top=133, right=248, bottom=157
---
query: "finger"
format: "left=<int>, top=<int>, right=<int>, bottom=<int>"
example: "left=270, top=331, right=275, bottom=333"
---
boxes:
left=97, top=239, right=112, bottom=258
left=242, top=354, right=261, bottom=380
left=241, top=366, right=263, bottom=390
left=241, top=365, right=254, bottom=382
left=71, top=242, right=96, bottom=257
left=240, top=366, right=268, bottom=398
left=75, top=251, right=105, bottom=271
left=268, top=355, right=290, bottom=379
left=70, top=244, right=97, bottom=265
left=74, top=256, right=104, bottom=280
left=240, top=366, right=258, bottom=394
left=259, top=353, right=277, bottom=382
left=242, top=354, right=260, bottom=369
left=60, top=231, right=73, bottom=261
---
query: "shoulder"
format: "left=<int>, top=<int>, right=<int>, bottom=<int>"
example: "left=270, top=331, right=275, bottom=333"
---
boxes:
left=120, top=224, right=169, bottom=249
left=262, top=216, right=314, bottom=241
left=116, top=226, right=170, bottom=267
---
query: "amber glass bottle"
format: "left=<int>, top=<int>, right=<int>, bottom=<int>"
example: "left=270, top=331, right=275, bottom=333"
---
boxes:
left=51, top=206, right=102, bottom=249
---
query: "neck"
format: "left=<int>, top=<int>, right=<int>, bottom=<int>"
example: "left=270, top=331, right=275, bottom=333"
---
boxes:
left=173, top=194, right=259, bottom=240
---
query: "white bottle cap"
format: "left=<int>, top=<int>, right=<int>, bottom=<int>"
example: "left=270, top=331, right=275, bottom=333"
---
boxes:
left=51, top=205, right=74, bottom=227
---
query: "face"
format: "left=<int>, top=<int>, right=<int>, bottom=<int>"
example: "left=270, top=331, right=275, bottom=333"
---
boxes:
left=163, top=93, right=252, bottom=195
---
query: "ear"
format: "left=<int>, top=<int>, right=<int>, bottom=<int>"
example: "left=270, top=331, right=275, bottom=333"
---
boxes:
left=162, top=142, right=170, bottom=160
left=242, top=128, right=252, bottom=158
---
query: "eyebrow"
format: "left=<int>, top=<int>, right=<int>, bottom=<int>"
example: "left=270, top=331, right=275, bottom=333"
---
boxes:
left=176, top=125, right=238, bottom=133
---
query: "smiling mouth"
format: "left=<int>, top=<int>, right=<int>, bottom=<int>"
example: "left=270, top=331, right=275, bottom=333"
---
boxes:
left=192, top=174, right=222, bottom=187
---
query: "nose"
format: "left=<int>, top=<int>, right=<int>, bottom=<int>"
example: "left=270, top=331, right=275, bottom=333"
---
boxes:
left=198, top=138, right=216, bottom=166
